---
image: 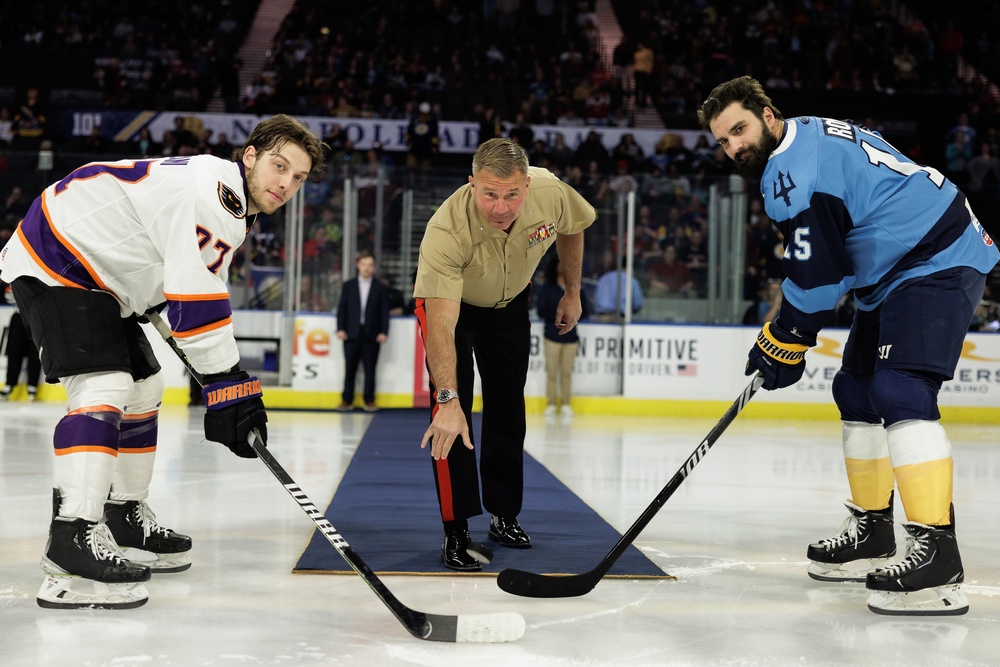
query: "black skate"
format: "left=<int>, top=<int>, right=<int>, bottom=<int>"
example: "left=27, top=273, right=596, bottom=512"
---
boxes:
left=104, top=499, right=192, bottom=573
left=38, top=517, right=151, bottom=609
left=806, top=498, right=896, bottom=582
left=866, top=517, right=968, bottom=616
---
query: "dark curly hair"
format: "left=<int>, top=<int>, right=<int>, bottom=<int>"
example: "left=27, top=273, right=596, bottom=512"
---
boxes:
left=697, top=76, right=783, bottom=133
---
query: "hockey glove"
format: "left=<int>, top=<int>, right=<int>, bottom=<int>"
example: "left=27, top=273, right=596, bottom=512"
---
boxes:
left=746, top=321, right=810, bottom=390
left=202, top=371, right=268, bottom=458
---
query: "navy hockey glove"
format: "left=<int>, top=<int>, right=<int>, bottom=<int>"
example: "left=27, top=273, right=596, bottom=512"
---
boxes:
left=746, top=321, right=810, bottom=390
left=202, top=371, right=268, bottom=458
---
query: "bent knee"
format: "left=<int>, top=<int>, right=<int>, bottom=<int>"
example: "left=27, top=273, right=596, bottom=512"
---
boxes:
left=869, top=369, right=942, bottom=427
left=128, top=372, right=165, bottom=414
left=832, top=369, right=879, bottom=423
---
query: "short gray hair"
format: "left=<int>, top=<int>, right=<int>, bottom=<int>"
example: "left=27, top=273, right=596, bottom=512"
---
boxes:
left=472, top=138, right=529, bottom=178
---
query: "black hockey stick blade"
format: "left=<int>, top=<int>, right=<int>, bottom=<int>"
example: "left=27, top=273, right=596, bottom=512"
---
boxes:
left=497, top=374, right=764, bottom=598
left=144, top=311, right=524, bottom=642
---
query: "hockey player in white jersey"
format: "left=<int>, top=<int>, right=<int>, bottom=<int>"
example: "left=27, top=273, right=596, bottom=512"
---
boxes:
left=0, top=114, right=326, bottom=608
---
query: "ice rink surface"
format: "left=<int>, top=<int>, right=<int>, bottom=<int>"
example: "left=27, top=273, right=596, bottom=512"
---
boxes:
left=1, top=402, right=997, bottom=666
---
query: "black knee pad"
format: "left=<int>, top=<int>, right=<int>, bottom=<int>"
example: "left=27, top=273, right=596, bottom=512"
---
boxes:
left=869, top=369, right=942, bottom=427
left=831, top=369, right=880, bottom=423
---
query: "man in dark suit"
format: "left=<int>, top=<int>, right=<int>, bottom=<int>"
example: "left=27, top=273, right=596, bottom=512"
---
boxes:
left=336, top=251, right=390, bottom=411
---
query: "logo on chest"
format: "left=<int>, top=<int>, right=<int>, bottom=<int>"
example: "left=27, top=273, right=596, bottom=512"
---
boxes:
left=773, top=171, right=797, bottom=207
left=218, top=182, right=246, bottom=219
left=527, top=223, right=557, bottom=248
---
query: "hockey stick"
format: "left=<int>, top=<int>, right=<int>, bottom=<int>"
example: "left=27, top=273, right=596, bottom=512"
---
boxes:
left=145, top=311, right=525, bottom=643
left=497, top=373, right=765, bottom=598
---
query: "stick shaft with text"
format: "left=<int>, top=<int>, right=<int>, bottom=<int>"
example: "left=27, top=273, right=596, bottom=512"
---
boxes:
left=497, top=374, right=765, bottom=598
left=145, top=311, right=525, bottom=642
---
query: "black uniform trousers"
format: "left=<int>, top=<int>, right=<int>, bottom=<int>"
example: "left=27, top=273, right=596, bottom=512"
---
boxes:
left=417, top=286, right=531, bottom=524
left=342, top=338, right=381, bottom=405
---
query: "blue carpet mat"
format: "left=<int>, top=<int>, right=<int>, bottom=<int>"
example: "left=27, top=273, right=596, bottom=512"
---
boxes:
left=293, top=410, right=671, bottom=579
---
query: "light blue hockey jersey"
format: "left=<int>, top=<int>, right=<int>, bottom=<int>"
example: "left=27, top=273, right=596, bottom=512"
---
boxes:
left=761, top=116, right=998, bottom=338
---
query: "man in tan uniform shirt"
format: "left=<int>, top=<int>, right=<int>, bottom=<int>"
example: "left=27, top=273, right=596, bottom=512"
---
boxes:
left=413, top=138, right=596, bottom=571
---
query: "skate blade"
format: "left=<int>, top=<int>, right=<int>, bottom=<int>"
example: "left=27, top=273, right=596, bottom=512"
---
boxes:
left=867, top=584, right=969, bottom=616
left=807, top=556, right=895, bottom=582
left=121, top=546, right=192, bottom=573
left=36, top=575, right=149, bottom=610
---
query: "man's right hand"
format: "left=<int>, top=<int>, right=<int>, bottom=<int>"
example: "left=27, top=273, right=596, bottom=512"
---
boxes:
left=421, top=401, right=472, bottom=460
left=202, top=371, right=268, bottom=458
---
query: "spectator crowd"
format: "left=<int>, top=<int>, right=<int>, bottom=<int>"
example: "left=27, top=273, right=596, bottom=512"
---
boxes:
left=1, top=1, right=999, bottom=325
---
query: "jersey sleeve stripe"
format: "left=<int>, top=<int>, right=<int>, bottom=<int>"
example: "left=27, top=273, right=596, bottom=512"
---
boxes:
left=781, top=277, right=852, bottom=320
left=171, top=317, right=233, bottom=339
left=167, top=296, right=234, bottom=338
left=163, top=291, right=232, bottom=302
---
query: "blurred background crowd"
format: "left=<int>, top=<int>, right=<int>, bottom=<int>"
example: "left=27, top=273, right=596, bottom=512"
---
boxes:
left=1, top=0, right=998, bottom=330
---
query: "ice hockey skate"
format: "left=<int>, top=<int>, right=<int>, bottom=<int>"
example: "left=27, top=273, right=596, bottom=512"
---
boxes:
left=37, top=516, right=151, bottom=610
left=104, top=498, right=192, bottom=573
left=806, top=499, right=897, bottom=582
left=866, top=519, right=969, bottom=616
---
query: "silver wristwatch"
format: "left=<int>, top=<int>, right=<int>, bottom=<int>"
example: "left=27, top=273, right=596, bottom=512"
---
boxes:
left=436, top=388, right=459, bottom=404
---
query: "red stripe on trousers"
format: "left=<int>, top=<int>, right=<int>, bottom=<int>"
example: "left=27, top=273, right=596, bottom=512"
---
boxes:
left=416, top=298, right=455, bottom=522
left=435, top=456, right=455, bottom=522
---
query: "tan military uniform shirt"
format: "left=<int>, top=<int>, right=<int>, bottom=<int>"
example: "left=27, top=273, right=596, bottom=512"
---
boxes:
left=414, top=167, right=595, bottom=308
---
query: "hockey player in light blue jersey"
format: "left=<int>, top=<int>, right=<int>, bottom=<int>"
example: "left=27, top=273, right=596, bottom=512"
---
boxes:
left=699, top=75, right=999, bottom=616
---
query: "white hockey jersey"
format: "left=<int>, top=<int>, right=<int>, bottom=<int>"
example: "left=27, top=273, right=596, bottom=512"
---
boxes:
left=0, top=154, right=251, bottom=374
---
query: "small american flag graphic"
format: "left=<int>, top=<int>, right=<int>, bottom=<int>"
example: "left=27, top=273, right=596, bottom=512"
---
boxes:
left=677, top=364, right=698, bottom=377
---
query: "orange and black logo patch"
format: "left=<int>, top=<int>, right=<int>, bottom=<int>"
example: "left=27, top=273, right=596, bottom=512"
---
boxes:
left=217, top=182, right=246, bottom=219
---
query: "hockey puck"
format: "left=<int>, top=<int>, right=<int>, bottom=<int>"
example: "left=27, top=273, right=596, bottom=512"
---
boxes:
left=466, top=542, right=494, bottom=564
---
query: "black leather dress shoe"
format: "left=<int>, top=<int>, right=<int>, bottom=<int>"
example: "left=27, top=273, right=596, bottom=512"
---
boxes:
left=441, top=528, right=482, bottom=571
left=488, top=515, right=532, bottom=549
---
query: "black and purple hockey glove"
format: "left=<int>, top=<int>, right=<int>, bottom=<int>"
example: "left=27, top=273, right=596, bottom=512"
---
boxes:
left=202, top=371, right=268, bottom=458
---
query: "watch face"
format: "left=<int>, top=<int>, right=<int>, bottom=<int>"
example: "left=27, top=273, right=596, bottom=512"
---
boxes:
left=437, top=389, right=455, bottom=402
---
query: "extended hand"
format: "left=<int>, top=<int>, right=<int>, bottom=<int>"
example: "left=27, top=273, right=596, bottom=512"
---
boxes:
left=420, top=402, right=472, bottom=460
left=554, top=294, right=582, bottom=335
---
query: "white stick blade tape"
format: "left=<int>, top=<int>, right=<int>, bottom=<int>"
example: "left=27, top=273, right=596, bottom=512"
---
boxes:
left=455, top=612, right=526, bottom=643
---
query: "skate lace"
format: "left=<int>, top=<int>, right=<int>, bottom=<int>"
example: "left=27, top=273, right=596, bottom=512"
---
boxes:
left=819, top=513, right=865, bottom=549
left=879, top=533, right=929, bottom=577
left=86, top=522, right=129, bottom=564
left=132, top=502, right=171, bottom=540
